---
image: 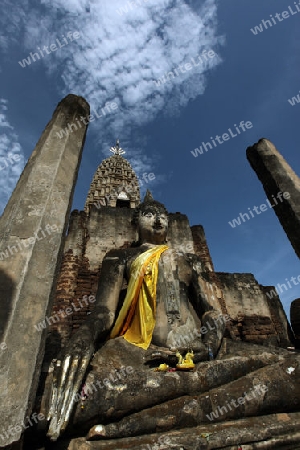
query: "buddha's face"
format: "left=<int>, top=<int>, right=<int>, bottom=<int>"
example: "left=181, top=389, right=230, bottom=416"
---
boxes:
left=138, top=206, right=168, bottom=244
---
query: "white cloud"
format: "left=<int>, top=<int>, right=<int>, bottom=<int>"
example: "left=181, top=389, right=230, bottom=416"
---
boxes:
left=0, top=2, right=28, bottom=46
left=1, top=0, right=222, bottom=200
left=0, top=99, right=25, bottom=214
left=19, top=0, right=222, bottom=139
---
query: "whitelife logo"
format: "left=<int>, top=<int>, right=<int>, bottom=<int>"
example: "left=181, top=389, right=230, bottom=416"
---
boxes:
left=265, top=273, right=300, bottom=300
left=206, top=384, right=268, bottom=421
left=34, top=295, right=96, bottom=331
left=228, top=191, right=290, bottom=228
left=18, top=31, right=81, bottom=68
left=250, top=2, right=300, bottom=35
left=55, top=102, right=118, bottom=139
left=93, top=172, right=156, bottom=209
left=0, top=224, right=58, bottom=261
left=116, top=0, right=149, bottom=16
left=0, top=412, right=45, bottom=443
left=153, top=49, right=216, bottom=88
left=288, top=90, right=300, bottom=106
left=191, top=121, right=253, bottom=157
left=0, top=153, right=21, bottom=171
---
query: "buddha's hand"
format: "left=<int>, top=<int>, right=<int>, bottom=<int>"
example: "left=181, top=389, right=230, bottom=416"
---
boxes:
left=46, top=326, right=95, bottom=441
left=143, top=344, right=175, bottom=364
left=190, top=341, right=208, bottom=363
left=168, top=340, right=208, bottom=363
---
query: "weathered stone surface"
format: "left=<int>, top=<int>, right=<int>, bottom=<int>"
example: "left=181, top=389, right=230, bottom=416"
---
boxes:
left=54, top=412, right=300, bottom=449
left=217, top=272, right=293, bottom=347
left=51, top=338, right=286, bottom=436
left=262, top=285, right=295, bottom=347
left=291, top=298, right=300, bottom=346
left=216, top=337, right=291, bottom=359
left=85, top=352, right=299, bottom=440
left=247, top=138, right=300, bottom=259
left=191, top=225, right=214, bottom=272
left=0, top=94, right=90, bottom=446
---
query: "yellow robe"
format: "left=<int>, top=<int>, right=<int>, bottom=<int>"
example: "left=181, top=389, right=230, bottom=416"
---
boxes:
left=109, top=245, right=168, bottom=349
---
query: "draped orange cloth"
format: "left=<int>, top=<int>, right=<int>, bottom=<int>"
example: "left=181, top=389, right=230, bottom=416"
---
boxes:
left=109, top=245, right=168, bottom=349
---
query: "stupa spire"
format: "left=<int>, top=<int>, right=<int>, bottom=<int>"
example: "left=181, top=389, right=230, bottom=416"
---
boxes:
left=110, top=139, right=125, bottom=156
left=84, top=140, right=140, bottom=213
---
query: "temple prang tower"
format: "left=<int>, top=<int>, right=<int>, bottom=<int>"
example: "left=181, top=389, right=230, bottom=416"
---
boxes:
left=85, top=140, right=141, bottom=213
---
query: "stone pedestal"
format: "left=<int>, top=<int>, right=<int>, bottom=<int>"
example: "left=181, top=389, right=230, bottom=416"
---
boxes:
left=0, top=94, right=90, bottom=447
left=54, top=412, right=300, bottom=449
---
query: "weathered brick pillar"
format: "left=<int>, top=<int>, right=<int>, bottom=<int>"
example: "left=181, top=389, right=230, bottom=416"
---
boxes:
left=191, top=226, right=231, bottom=336
left=47, top=210, right=87, bottom=359
left=191, top=225, right=214, bottom=272
left=0, top=94, right=90, bottom=447
left=247, top=138, right=300, bottom=259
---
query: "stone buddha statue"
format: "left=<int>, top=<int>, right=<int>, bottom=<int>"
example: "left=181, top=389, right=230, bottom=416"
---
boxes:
left=46, top=192, right=300, bottom=445
left=46, top=192, right=226, bottom=440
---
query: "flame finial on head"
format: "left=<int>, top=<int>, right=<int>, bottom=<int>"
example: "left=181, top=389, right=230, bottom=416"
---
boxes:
left=144, top=189, right=154, bottom=203
left=132, top=190, right=168, bottom=224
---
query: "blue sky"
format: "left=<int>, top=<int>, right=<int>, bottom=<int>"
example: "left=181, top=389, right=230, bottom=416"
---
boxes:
left=1, top=0, right=300, bottom=316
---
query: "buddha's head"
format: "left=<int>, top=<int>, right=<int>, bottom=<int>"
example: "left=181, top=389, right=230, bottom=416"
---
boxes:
left=133, top=190, right=168, bottom=245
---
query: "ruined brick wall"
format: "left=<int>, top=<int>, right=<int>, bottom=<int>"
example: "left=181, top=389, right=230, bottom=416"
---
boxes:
left=191, top=225, right=232, bottom=336
left=45, top=207, right=135, bottom=360
left=85, top=206, right=136, bottom=270
left=44, top=210, right=87, bottom=362
left=261, top=286, right=294, bottom=347
left=191, top=225, right=214, bottom=272
left=217, top=273, right=292, bottom=347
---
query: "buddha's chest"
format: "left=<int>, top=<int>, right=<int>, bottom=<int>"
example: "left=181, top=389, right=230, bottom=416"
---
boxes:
left=157, top=249, right=192, bottom=288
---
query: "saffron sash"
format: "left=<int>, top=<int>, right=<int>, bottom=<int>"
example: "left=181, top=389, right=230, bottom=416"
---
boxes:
left=109, top=245, right=168, bottom=349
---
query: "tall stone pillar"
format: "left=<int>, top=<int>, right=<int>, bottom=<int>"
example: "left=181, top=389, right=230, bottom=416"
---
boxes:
left=0, top=94, right=90, bottom=447
left=291, top=299, right=300, bottom=347
left=247, top=138, right=300, bottom=259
